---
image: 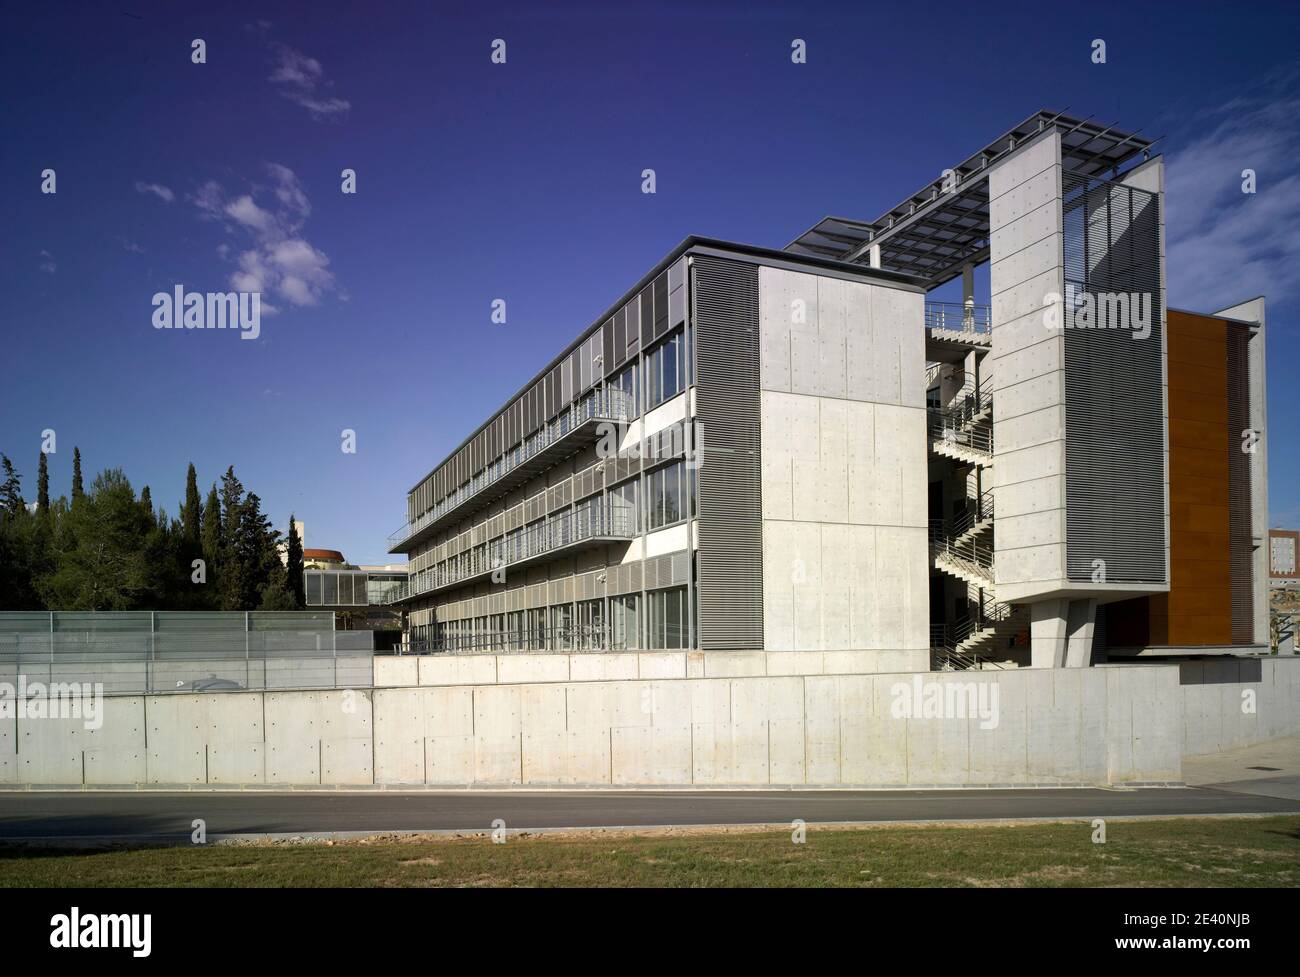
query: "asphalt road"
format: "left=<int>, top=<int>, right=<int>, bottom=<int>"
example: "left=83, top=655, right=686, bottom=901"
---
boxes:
left=0, top=782, right=1296, bottom=841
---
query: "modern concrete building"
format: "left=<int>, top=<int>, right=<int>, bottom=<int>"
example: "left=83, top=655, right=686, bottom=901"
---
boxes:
left=385, top=110, right=1272, bottom=671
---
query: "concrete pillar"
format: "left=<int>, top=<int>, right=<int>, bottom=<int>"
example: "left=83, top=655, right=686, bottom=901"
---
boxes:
left=1030, top=599, right=1069, bottom=668
left=1030, top=598, right=1098, bottom=667
left=1064, top=598, right=1098, bottom=667
left=869, top=244, right=881, bottom=269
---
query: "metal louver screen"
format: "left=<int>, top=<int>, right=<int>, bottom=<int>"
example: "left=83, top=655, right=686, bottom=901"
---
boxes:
left=1227, top=324, right=1254, bottom=643
left=1061, top=172, right=1167, bottom=584
left=692, top=256, right=764, bottom=650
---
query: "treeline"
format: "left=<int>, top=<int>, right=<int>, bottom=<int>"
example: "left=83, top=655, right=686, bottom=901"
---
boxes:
left=0, top=449, right=306, bottom=612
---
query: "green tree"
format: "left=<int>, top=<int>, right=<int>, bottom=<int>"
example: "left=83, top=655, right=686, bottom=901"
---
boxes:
left=285, top=515, right=305, bottom=609
left=200, top=484, right=221, bottom=607
left=38, top=469, right=150, bottom=610
left=37, top=452, right=50, bottom=520
left=181, top=463, right=201, bottom=550
left=0, top=455, right=23, bottom=518
left=71, top=447, right=84, bottom=502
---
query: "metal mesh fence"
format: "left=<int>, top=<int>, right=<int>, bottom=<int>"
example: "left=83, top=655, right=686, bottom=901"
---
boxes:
left=0, top=612, right=373, bottom=694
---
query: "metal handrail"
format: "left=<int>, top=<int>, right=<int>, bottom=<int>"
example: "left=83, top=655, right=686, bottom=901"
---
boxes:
left=395, top=624, right=678, bottom=655
left=389, top=387, right=635, bottom=546
left=925, top=301, right=992, bottom=335
left=385, top=502, right=635, bottom=603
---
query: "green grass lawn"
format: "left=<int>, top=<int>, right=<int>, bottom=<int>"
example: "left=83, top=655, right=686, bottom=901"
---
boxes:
left=1, top=816, right=1296, bottom=888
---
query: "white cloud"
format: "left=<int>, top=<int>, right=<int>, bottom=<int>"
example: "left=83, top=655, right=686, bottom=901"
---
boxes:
left=1165, top=95, right=1300, bottom=312
left=268, top=43, right=350, bottom=121
left=134, top=181, right=175, bottom=203
left=189, top=164, right=336, bottom=310
left=38, top=249, right=55, bottom=274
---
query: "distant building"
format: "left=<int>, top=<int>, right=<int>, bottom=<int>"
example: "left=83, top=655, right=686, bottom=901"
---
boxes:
left=1271, top=529, right=1300, bottom=586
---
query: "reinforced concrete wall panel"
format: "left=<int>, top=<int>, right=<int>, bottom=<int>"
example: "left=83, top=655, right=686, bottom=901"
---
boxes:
left=766, top=651, right=825, bottom=676
left=815, top=276, right=850, bottom=399
left=965, top=672, right=1028, bottom=783
left=998, top=510, right=1068, bottom=553
left=636, top=652, right=686, bottom=679
left=498, top=654, right=570, bottom=685
left=82, top=696, right=147, bottom=784
left=991, top=198, right=1062, bottom=263
left=373, top=687, right=424, bottom=784
left=374, top=656, right=418, bottom=687
left=611, top=723, right=692, bottom=785
left=418, top=654, right=498, bottom=687
left=0, top=711, right=15, bottom=783
left=472, top=685, right=522, bottom=784
left=803, top=675, right=841, bottom=784
left=768, top=717, right=806, bottom=783
left=841, top=675, right=906, bottom=784
left=566, top=681, right=615, bottom=730
left=701, top=651, right=767, bottom=677
left=989, top=133, right=1059, bottom=203
left=693, top=720, right=769, bottom=785
left=996, top=404, right=1068, bottom=455
left=323, top=736, right=374, bottom=785
left=902, top=682, right=972, bottom=784
left=569, top=653, right=639, bottom=683
left=990, top=165, right=1060, bottom=229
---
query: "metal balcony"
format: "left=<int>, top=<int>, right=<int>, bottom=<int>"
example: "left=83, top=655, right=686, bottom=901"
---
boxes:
left=925, top=301, right=992, bottom=362
left=384, top=503, right=636, bottom=604
left=388, top=387, right=635, bottom=554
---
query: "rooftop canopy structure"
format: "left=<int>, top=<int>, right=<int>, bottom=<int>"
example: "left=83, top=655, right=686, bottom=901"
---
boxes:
left=784, top=110, right=1156, bottom=289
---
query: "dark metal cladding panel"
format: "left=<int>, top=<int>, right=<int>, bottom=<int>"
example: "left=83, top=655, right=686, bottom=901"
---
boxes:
left=1227, top=324, right=1255, bottom=643
left=639, top=286, right=654, bottom=347
left=692, top=256, right=764, bottom=650
left=1061, top=172, right=1167, bottom=584
left=602, top=320, right=615, bottom=380
left=548, top=365, right=562, bottom=419
left=613, top=308, right=627, bottom=368
left=653, top=272, right=669, bottom=341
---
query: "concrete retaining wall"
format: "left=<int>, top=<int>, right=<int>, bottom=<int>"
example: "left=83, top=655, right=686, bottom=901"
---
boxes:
left=1178, top=657, right=1300, bottom=756
left=5, top=658, right=1295, bottom=788
left=371, top=649, right=929, bottom=689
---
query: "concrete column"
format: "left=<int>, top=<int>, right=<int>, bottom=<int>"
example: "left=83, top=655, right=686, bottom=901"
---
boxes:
left=1030, top=599, right=1069, bottom=667
left=1031, top=597, right=1098, bottom=667
left=869, top=244, right=881, bottom=269
left=1064, top=598, right=1098, bottom=667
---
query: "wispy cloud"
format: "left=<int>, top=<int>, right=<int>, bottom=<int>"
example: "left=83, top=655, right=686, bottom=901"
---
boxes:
left=268, top=43, right=350, bottom=121
left=38, top=250, right=55, bottom=274
left=190, top=164, right=337, bottom=313
left=134, top=181, right=175, bottom=203
left=1165, top=91, right=1300, bottom=313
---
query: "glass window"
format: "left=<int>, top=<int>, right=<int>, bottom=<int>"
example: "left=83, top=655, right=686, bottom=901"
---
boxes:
left=663, top=464, right=680, bottom=525
left=549, top=604, right=573, bottom=650
left=648, top=587, right=687, bottom=649
left=611, top=594, right=640, bottom=650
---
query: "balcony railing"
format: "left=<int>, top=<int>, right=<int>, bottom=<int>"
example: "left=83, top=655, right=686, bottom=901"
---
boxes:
left=925, top=301, right=991, bottom=335
left=389, top=386, right=635, bottom=551
left=384, top=502, right=636, bottom=604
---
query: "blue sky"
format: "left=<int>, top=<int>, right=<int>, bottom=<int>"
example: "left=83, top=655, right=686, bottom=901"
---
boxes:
left=1, top=0, right=1298, bottom=564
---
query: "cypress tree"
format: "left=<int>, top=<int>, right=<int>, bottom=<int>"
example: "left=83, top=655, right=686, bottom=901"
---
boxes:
left=37, top=452, right=49, bottom=518
left=181, top=462, right=201, bottom=549
left=71, top=447, right=84, bottom=502
left=286, top=515, right=305, bottom=609
left=139, top=485, right=153, bottom=519
left=200, top=484, right=221, bottom=605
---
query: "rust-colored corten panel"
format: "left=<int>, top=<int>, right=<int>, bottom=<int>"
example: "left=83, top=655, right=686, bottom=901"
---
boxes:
left=1152, top=310, right=1232, bottom=645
